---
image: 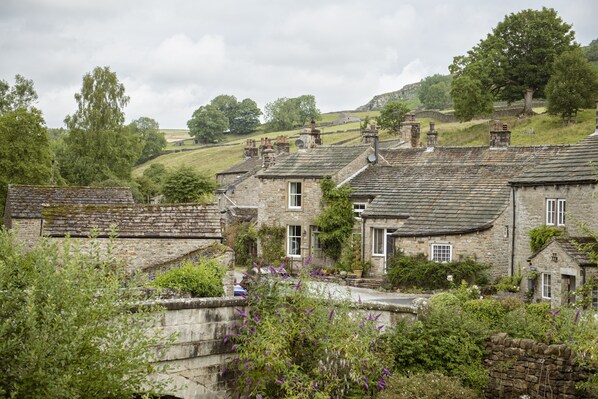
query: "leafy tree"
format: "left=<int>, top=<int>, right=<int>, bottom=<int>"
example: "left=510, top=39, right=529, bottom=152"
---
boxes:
left=134, top=163, right=168, bottom=203
left=230, top=98, right=261, bottom=134
left=450, top=73, right=495, bottom=121
left=377, top=101, right=410, bottom=135
left=546, top=48, right=598, bottom=124
left=583, top=39, right=598, bottom=63
left=450, top=7, right=576, bottom=119
left=295, top=94, right=321, bottom=126
left=0, top=74, right=38, bottom=114
left=0, top=108, right=52, bottom=221
left=129, top=117, right=166, bottom=164
left=264, top=95, right=321, bottom=131
left=0, top=230, right=172, bottom=397
left=162, top=165, right=217, bottom=203
left=315, top=177, right=355, bottom=262
left=187, top=104, right=228, bottom=143
left=60, top=67, right=142, bottom=185
left=418, top=74, right=452, bottom=110
left=143, top=163, right=168, bottom=185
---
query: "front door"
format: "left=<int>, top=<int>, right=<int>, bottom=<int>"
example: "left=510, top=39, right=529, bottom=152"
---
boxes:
left=563, top=275, right=576, bottom=305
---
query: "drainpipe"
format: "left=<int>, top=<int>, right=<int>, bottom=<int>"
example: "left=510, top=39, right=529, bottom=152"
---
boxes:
left=361, top=214, right=366, bottom=264
left=510, top=186, right=516, bottom=276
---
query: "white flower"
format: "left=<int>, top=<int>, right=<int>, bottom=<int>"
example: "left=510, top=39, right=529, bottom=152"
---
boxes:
left=446, top=275, right=453, bottom=282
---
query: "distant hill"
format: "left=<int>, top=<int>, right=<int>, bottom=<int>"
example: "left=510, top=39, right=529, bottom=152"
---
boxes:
left=356, top=82, right=421, bottom=111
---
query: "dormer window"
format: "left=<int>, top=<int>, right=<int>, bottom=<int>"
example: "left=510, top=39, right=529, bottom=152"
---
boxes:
left=289, top=182, right=302, bottom=209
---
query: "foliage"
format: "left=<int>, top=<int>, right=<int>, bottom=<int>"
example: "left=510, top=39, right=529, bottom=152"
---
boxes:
left=314, top=177, right=355, bottom=262
left=226, top=222, right=258, bottom=267
left=385, top=252, right=490, bottom=290
left=546, top=47, right=598, bottom=124
left=210, top=95, right=262, bottom=134
left=0, top=107, right=53, bottom=222
left=226, top=270, right=391, bottom=398
left=0, top=74, right=38, bottom=115
left=494, top=274, right=522, bottom=293
left=0, top=229, right=173, bottom=398
left=378, top=372, right=479, bottom=399
left=418, top=74, right=452, bottom=110
left=377, top=101, right=410, bottom=135
left=450, top=72, right=494, bottom=121
left=256, top=225, right=285, bottom=265
left=528, top=224, right=563, bottom=253
left=187, top=104, right=229, bottom=143
left=60, top=66, right=142, bottom=185
left=152, top=259, right=224, bottom=297
left=134, top=163, right=168, bottom=203
left=264, top=95, right=321, bottom=131
left=583, top=38, right=598, bottom=63
left=161, top=165, right=217, bottom=203
left=450, top=7, right=576, bottom=118
left=129, top=116, right=166, bottom=164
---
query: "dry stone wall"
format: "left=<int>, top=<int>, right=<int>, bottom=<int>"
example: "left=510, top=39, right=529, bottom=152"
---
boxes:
left=484, top=333, right=594, bottom=399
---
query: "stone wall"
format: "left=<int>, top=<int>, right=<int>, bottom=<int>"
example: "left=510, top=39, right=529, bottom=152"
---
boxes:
left=484, top=333, right=593, bottom=399
left=10, top=219, right=42, bottom=245
left=513, top=184, right=598, bottom=279
left=362, top=217, right=406, bottom=276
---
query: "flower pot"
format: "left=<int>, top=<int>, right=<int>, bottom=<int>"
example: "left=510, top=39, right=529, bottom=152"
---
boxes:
left=353, top=269, right=363, bottom=278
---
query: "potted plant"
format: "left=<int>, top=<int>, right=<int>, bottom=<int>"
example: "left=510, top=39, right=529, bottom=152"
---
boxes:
left=353, top=261, right=363, bottom=278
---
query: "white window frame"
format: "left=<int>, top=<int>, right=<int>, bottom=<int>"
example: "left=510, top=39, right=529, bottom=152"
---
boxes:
left=546, top=199, right=556, bottom=225
left=353, top=203, right=367, bottom=219
left=287, top=225, right=302, bottom=257
left=372, top=228, right=386, bottom=256
left=288, top=182, right=302, bottom=209
left=557, top=199, right=566, bottom=226
left=431, top=243, right=452, bottom=263
left=541, top=273, right=552, bottom=299
left=310, top=226, right=323, bottom=258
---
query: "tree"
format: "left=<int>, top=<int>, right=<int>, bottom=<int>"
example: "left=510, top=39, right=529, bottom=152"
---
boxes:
left=419, top=74, right=452, bottom=110
left=129, top=117, right=166, bottom=164
left=0, top=107, right=52, bottom=221
left=60, top=67, right=142, bottom=185
left=209, top=95, right=262, bottom=134
left=377, top=101, right=410, bottom=135
left=0, top=230, right=172, bottom=397
left=450, top=7, right=576, bottom=120
left=546, top=48, right=598, bottom=124
left=187, top=104, right=228, bottom=143
left=315, top=177, right=355, bottom=262
left=162, top=165, right=217, bottom=203
left=264, top=95, right=321, bottom=131
left=0, top=74, right=38, bottom=114
left=134, top=163, right=168, bottom=203
left=295, top=94, right=321, bottom=126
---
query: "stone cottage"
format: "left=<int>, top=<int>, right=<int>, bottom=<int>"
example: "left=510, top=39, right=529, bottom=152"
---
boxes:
left=256, top=144, right=375, bottom=272
left=510, top=126, right=598, bottom=305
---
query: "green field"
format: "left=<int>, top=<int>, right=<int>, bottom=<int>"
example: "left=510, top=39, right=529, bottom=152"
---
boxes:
left=135, top=109, right=597, bottom=178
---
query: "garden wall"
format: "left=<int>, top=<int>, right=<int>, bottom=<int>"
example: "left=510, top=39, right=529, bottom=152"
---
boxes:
left=484, top=333, right=594, bottom=399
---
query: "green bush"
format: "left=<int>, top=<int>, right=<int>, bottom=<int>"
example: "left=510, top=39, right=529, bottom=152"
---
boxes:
left=463, top=298, right=507, bottom=329
left=152, top=259, right=224, bottom=297
left=528, top=225, right=563, bottom=253
left=378, top=372, right=479, bottom=399
left=256, top=225, right=285, bottom=265
left=386, top=253, right=490, bottom=290
left=494, top=274, right=522, bottom=292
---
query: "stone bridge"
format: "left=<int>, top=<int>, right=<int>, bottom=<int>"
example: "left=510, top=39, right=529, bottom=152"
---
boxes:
left=150, top=297, right=418, bottom=399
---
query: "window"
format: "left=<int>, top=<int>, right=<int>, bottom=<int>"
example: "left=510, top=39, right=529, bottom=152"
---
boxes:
left=310, top=226, right=323, bottom=258
left=288, top=182, right=302, bottom=209
left=287, top=225, right=302, bottom=256
left=372, top=228, right=386, bottom=256
left=353, top=203, right=367, bottom=219
left=542, top=273, right=552, bottom=299
left=431, top=244, right=452, bottom=262
left=546, top=198, right=566, bottom=226
left=592, top=285, right=598, bottom=311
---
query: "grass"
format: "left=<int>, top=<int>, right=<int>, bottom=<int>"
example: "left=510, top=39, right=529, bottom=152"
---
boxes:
left=136, top=108, right=596, bottom=178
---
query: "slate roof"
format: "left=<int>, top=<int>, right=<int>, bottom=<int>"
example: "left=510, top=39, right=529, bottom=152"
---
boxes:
left=258, top=145, right=371, bottom=179
left=529, top=237, right=598, bottom=266
left=5, top=185, right=134, bottom=219
left=351, top=165, right=512, bottom=236
left=380, top=145, right=567, bottom=167
left=510, top=133, right=598, bottom=186
left=227, top=206, right=258, bottom=223
left=217, top=157, right=263, bottom=176
left=42, top=204, right=222, bottom=239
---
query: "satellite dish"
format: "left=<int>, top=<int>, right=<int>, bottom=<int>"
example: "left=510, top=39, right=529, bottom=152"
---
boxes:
left=367, top=154, right=377, bottom=163
left=227, top=185, right=236, bottom=194
left=295, top=139, right=305, bottom=149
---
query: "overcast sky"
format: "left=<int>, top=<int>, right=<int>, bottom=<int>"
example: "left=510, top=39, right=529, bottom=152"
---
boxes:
left=1, top=0, right=596, bottom=129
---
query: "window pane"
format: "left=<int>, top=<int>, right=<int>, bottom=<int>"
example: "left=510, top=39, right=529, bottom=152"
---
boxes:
left=288, top=225, right=302, bottom=256
left=546, top=199, right=555, bottom=225
left=353, top=203, right=366, bottom=218
left=431, top=244, right=451, bottom=262
left=542, top=273, right=552, bottom=298
left=558, top=199, right=566, bottom=226
left=289, top=182, right=302, bottom=208
left=373, top=229, right=384, bottom=255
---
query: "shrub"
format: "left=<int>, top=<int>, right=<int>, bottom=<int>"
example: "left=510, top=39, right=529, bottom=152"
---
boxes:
left=494, top=274, right=522, bottom=292
left=386, top=253, right=490, bottom=290
left=463, top=298, right=507, bottom=329
left=152, top=260, right=224, bottom=297
left=378, top=372, right=479, bottom=399
left=225, top=222, right=257, bottom=267
left=257, top=225, right=285, bottom=265
left=528, top=225, right=563, bottom=253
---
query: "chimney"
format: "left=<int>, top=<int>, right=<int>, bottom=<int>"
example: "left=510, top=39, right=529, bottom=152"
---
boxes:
left=262, top=139, right=275, bottom=168
left=244, top=139, right=258, bottom=159
left=361, top=123, right=378, bottom=145
left=309, top=119, right=322, bottom=147
left=426, top=122, right=438, bottom=150
left=410, top=122, right=421, bottom=148
left=275, top=135, right=290, bottom=155
left=489, top=120, right=511, bottom=148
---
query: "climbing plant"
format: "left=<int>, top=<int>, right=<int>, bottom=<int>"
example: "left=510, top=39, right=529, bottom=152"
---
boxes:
left=528, top=225, right=563, bottom=253
left=257, top=225, right=285, bottom=265
left=225, top=222, right=258, bottom=267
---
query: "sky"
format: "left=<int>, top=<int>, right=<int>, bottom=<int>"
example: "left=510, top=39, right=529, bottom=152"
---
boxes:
left=1, top=0, right=596, bottom=129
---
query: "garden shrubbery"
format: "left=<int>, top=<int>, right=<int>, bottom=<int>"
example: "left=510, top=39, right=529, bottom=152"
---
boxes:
left=385, top=252, right=490, bottom=290
left=378, top=372, right=479, bottom=399
left=152, top=259, right=224, bottom=297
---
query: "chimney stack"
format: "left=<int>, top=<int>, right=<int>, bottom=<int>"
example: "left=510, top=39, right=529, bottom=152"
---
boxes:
left=261, top=139, right=275, bottom=168
left=309, top=119, right=322, bottom=147
left=361, top=123, right=378, bottom=145
left=489, top=120, right=511, bottom=148
left=410, top=122, right=421, bottom=148
left=244, top=139, right=258, bottom=159
left=275, top=135, right=290, bottom=155
left=426, top=122, right=438, bottom=150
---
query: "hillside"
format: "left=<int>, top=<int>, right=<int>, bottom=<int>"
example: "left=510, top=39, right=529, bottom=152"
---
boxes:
left=135, top=109, right=596, bottom=179
left=356, top=82, right=421, bottom=111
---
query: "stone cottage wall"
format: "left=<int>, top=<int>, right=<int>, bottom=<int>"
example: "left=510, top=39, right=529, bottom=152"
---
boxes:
left=484, top=333, right=593, bottom=399
left=9, top=218, right=42, bottom=245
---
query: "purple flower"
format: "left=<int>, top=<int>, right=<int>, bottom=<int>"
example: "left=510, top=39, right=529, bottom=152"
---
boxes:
left=359, top=321, right=365, bottom=328
left=382, top=367, right=391, bottom=376
left=232, top=344, right=238, bottom=350
left=276, top=378, right=284, bottom=385
left=549, top=309, right=561, bottom=316
left=378, top=376, right=387, bottom=390
left=269, top=265, right=277, bottom=275
left=295, top=280, right=302, bottom=291
left=253, top=315, right=261, bottom=323
left=575, top=311, right=580, bottom=323
left=223, top=337, right=228, bottom=344
left=246, top=377, right=251, bottom=384
left=236, top=308, right=248, bottom=318
left=329, top=308, right=335, bottom=321
left=257, top=394, right=262, bottom=399
left=304, top=307, right=315, bottom=314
